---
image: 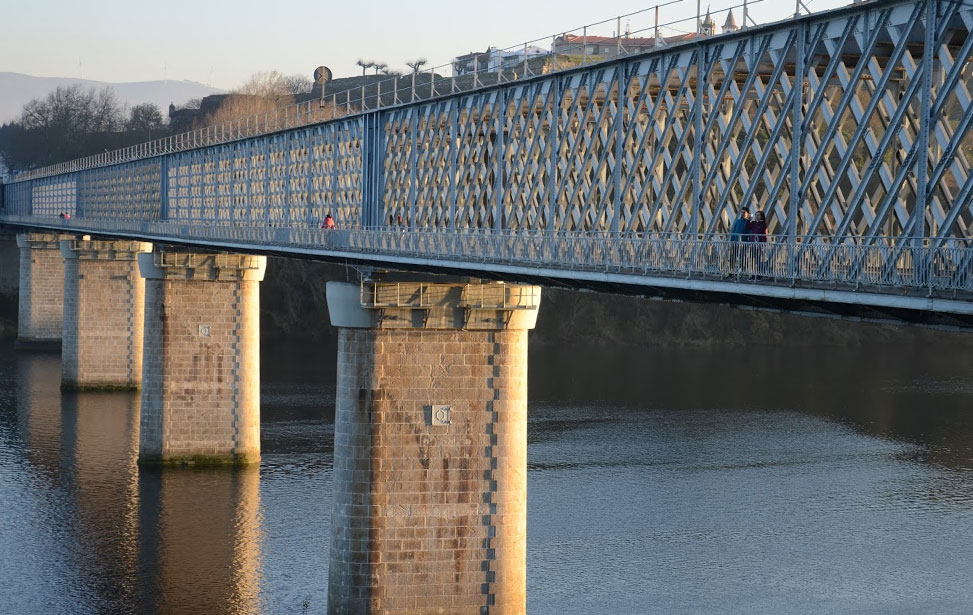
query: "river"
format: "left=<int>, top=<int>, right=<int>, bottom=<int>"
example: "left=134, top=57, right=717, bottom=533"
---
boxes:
left=2, top=330, right=973, bottom=614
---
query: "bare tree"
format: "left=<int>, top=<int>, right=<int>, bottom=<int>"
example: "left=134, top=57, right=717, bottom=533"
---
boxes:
left=19, top=85, right=123, bottom=135
left=203, top=71, right=298, bottom=127
left=406, top=58, right=428, bottom=74
left=2, top=84, right=128, bottom=169
left=373, top=63, right=388, bottom=75
left=283, top=73, right=314, bottom=95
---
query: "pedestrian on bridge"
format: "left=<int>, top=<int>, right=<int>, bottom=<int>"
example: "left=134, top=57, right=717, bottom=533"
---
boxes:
left=749, top=210, right=767, bottom=242
left=728, top=207, right=751, bottom=273
left=321, top=213, right=335, bottom=230
left=729, top=207, right=750, bottom=240
left=748, top=210, right=769, bottom=274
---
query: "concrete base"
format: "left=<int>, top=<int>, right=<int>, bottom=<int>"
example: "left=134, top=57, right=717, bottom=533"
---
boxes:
left=61, top=239, right=152, bottom=390
left=326, top=280, right=539, bottom=615
left=137, top=251, right=266, bottom=466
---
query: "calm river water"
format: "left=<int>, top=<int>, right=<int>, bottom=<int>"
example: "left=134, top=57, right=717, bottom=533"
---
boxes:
left=2, top=331, right=973, bottom=614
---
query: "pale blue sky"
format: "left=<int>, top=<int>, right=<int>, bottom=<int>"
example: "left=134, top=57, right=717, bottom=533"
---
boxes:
left=1, top=0, right=847, bottom=90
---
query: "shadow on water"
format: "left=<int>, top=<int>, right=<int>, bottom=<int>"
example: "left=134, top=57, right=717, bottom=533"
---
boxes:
left=529, top=339, right=973, bottom=471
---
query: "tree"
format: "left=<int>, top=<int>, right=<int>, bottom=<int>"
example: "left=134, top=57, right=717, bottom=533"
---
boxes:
left=0, top=84, right=128, bottom=170
left=406, top=58, right=428, bottom=74
left=283, top=73, right=313, bottom=95
left=201, top=70, right=339, bottom=130
left=128, top=103, right=164, bottom=133
left=356, top=59, right=374, bottom=76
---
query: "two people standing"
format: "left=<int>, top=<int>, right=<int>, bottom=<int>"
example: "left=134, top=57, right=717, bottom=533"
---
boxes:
left=728, top=207, right=768, bottom=273
left=729, top=207, right=767, bottom=243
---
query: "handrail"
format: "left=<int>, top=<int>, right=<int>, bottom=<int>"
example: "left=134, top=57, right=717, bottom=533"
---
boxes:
left=3, top=215, right=971, bottom=295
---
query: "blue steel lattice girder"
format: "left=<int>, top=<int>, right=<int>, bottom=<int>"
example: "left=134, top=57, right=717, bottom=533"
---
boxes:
left=497, top=80, right=557, bottom=230
left=699, top=32, right=783, bottom=234
left=928, top=5, right=973, bottom=241
left=828, top=1, right=934, bottom=241
left=6, top=0, right=973, bottom=249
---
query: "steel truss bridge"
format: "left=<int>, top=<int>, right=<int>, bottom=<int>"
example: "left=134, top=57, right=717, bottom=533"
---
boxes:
left=3, top=0, right=973, bottom=325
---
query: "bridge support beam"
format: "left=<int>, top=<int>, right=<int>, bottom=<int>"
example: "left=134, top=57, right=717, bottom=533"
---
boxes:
left=60, top=238, right=152, bottom=390
left=16, top=233, right=70, bottom=348
left=137, top=251, right=266, bottom=466
left=326, top=280, right=540, bottom=615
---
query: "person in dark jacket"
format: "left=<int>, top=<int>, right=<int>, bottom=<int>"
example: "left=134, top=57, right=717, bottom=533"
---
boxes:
left=749, top=210, right=767, bottom=242
left=748, top=210, right=769, bottom=274
left=727, top=207, right=750, bottom=273
left=729, top=207, right=750, bottom=241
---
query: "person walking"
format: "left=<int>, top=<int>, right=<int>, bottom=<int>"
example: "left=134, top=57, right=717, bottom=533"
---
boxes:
left=321, top=213, right=335, bottom=230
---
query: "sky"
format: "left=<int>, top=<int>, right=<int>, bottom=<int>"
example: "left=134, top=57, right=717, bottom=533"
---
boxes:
left=1, top=0, right=849, bottom=91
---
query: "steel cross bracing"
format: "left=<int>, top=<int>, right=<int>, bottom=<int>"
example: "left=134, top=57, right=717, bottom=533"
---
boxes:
left=3, top=0, right=973, bottom=311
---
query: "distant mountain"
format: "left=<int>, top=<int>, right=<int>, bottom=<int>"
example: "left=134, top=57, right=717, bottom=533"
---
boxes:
left=0, top=72, right=225, bottom=123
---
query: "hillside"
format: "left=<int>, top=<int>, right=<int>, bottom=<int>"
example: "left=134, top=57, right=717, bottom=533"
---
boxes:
left=0, top=72, right=225, bottom=123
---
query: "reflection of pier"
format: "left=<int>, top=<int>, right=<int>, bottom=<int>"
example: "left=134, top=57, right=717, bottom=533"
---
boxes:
left=13, top=351, right=142, bottom=610
left=11, top=350, right=263, bottom=613
left=61, top=390, right=141, bottom=610
left=17, top=351, right=63, bottom=472
left=137, top=466, right=262, bottom=615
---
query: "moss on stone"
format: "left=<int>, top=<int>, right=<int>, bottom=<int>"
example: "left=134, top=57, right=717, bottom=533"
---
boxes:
left=137, top=454, right=259, bottom=467
left=60, top=381, right=140, bottom=392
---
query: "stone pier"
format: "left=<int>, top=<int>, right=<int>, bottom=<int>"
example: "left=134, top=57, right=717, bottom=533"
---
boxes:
left=326, top=280, right=541, bottom=615
left=137, top=251, right=266, bottom=465
left=60, top=238, right=152, bottom=390
left=16, top=232, right=70, bottom=347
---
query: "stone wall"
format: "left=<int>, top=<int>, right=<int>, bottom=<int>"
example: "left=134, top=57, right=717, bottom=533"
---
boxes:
left=61, top=240, right=150, bottom=389
left=328, top=289, right=530, bottom=615
left=139, top=253, right=264, bottom=465
left=17, top=233, right=66, bottom=345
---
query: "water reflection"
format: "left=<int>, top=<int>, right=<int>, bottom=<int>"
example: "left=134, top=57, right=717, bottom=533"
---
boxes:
left=1, top=347, right=264, bottom=615
left=137, top=466, right=262, bottom=615
left=2, top=327, right=973, bottom=613
left=16, top=351, right=62, bottom=474
left=60, top=390, right=140, bottom=611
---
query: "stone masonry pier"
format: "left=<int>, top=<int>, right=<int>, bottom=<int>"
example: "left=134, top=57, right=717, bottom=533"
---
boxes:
left=326, top=279, right=540, bottom=615
left=16, top=232, right=70, bottom=348
left=137, top=251, right=266, bottom=465
left=60, top=238, right=152, bottom=390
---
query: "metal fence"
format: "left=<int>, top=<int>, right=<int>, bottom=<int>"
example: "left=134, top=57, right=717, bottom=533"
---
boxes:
left=6, top=215, right=971, bottom=295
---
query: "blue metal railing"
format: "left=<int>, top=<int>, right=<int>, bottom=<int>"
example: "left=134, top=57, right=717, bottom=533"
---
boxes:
left=4, top=215, right=971, bottom=295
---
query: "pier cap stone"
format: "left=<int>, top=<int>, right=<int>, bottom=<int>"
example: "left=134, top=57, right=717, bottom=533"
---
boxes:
left=60, top=238, right=152, bottom=260
left=326, top=280, right=541, bottom=330
left=137, top=251, right=266, bottom=281
left=17, top=232, right=74, bottom=249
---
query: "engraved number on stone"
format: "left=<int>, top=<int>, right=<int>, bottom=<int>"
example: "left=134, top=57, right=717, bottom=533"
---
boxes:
left=198, top=324, right=211, bottom=338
